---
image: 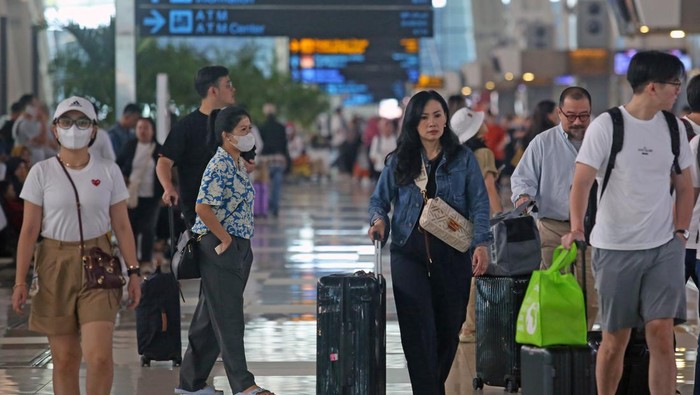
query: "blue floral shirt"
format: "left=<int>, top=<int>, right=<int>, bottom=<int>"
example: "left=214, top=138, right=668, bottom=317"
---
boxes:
left=192, top=147, right=255, bottom=239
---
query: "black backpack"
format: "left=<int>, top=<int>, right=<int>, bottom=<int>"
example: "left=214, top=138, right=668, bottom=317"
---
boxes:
left=583, top=108, right=690, bottom=242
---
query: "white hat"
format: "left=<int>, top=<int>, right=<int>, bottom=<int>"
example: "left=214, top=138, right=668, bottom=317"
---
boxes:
left=450, top=108, right=484, bottom=144
left=53, top=96, right=97, bottom=122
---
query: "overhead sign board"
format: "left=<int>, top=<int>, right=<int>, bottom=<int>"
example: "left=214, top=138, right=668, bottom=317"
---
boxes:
left=290, top=38, right=419, bottom=106
left=136, top=1, right=433, bottom=37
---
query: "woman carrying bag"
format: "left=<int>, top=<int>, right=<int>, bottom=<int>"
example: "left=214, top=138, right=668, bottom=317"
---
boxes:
left=368, top=90, right=492, bottom=394
left=11, top=96, right=141, bottom=395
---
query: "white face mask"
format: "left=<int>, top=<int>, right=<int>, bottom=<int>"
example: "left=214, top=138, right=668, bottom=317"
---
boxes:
left=24, top=105, right=36, bottom=117
left=57, top=126, right=93, bottom=149
left=228, top=133, right=255, bottom=152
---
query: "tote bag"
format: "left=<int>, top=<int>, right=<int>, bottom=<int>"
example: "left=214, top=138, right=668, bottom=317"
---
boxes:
left=515, top=244, right=587, bottom=347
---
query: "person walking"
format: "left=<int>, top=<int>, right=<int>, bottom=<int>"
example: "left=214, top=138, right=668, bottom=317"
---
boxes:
left=175, top=106, right=274, bottom=395
left=258, top=103, right=289, bottom=217
left=511, top=86, right=598, bottom=327
left=11, top=95, right=142, bottom=395
left=117, top=117, right=163, bottom=267
left=368, top=90, right=491, bottom=394
left=562, top=50, right=693, bottom=395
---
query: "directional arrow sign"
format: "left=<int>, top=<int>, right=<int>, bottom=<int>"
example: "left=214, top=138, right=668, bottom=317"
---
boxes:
left=143, top=9, right=166, bottom=34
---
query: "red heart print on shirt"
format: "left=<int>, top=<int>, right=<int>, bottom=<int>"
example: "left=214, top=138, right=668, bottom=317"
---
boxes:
left=92, top=179, right=101, bottom=186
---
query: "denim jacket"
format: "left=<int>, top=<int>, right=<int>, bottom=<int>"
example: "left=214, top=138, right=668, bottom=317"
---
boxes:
left=368, top=145, right=492, bottom=248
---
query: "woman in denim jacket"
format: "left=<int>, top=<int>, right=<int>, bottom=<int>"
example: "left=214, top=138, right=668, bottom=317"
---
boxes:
left=368, top=90, right=491, bottom=394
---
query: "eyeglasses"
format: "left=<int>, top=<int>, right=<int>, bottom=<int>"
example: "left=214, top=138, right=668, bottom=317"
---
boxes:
left=219, top=80, right=233, bottom=89
left=55, top=117, right=93, bottom=130
left=559, top=108, right=590, bottom=123
left=654, top=80, right=682, bottom=88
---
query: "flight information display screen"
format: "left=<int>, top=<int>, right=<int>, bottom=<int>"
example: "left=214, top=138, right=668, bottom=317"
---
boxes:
left=289, top=38, right=420, bottom=105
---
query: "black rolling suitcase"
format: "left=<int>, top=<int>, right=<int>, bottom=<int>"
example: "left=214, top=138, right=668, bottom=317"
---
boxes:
left=589, top=330, right=651, bottom=395
left=135, top=265, right=182, bottom=367
left=316, top=238, right=386, bottom=395
left=472, top=275, right=530, bottom=393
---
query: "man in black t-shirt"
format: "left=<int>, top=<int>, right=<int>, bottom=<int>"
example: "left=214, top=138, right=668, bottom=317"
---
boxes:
left=156, top=66, right=236, bottom=227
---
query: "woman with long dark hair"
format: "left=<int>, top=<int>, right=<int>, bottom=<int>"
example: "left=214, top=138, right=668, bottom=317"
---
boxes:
left=368, top=90, right=491, bottom=394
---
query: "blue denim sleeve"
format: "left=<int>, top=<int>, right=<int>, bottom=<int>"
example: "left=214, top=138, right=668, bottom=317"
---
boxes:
left=464, top=150, right=493, bottom=246
left=368, top=156, right=396, bottom=239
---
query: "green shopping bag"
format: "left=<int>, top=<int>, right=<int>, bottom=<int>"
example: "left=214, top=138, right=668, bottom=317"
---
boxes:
left=515, top=244, right=587, bottom=346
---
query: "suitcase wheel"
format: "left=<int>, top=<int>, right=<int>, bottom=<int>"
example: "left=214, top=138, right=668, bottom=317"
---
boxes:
left=472, top=377, right=483, bottom=390
left=140, top=356, right=151, bottom=367
left=505, top=378, right=518, bottom=393
left=172, top=356, right=182, bottom=367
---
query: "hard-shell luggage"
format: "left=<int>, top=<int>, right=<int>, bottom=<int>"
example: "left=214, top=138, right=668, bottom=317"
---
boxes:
left=487, top=199, right=541, bottom=276
left=135, top=266, right=182, bottom=367
left=316, top=238, right=386, bottom=395
left=520, top=345, right=595, bottom=395
left=472, top=275, right=530, bottom=393
left=589, top=330, right=651, bottom=395
left=253, top=182, right=268, bottom=217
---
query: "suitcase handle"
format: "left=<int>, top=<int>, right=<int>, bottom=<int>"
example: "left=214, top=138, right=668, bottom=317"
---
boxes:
left=575, top=240, right=588, bottom=323
left=373, top=232, right=382, bottom=277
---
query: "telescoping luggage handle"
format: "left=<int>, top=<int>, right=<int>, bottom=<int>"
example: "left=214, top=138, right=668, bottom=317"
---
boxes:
left=373, top=232, right=383, bottom=277
left=574, top=240, right=588, bottom=322
left=489, top=197, right=537, bottom=227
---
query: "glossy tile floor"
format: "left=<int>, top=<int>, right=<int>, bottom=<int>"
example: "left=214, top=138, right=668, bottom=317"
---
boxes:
left=0, top=178, right=698, bottom=394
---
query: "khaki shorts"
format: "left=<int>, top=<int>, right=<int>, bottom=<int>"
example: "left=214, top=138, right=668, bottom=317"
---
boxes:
left=29, top=235, right=122, bottom=335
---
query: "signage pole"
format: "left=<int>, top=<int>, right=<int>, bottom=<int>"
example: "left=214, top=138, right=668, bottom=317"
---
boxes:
left=115, top=1, right=136, bottom=118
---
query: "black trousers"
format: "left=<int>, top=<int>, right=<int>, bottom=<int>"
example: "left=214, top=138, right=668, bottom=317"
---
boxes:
left=178, top=233, right=255, bottom=393
left=127, top=197, right=160, bottom=262
left=390, top=227, right=472, bottom=395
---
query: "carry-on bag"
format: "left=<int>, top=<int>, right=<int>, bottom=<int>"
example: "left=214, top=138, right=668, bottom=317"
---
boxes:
left=520, top=241, right=594, bottom=395
left=487, top=198, right=541, bottom=276
left=135, top=265, right=182, bottom=367
left=589, top=329, right=651, bottom=395
left=316, top=236, right=386, bottom=395
left=472, top=275, right=530, bottom=393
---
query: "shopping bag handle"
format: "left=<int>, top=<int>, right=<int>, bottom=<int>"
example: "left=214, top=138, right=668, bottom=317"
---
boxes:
left=548, top=243, right=578, bottom=273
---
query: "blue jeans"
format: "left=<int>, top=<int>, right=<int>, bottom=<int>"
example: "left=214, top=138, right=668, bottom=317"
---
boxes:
left=268, top=165, right=284, bottom=216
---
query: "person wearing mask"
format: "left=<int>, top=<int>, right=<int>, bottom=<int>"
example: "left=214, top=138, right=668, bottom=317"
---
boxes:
left=562, top=51, right=693, bottom=395
left=13, top=94, right=56, bottom=164
left=176, top=106, right=274, bottom=395
left=368, top=90, right=491, bottom=394
left=117, top=117, right=163, bottom=267
left=368, top=117, right=398, bottom=180
left=157, top=65, right=237, bottom=228
left=11, top=96, right=141, bottom=395
left=108, top=103, right=140, bottom=156
left=511, top=86, right=597, bottom=327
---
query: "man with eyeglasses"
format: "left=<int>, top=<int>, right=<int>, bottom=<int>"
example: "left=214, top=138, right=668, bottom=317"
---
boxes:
left=562, top=50, right=693, bottom=395
left=511, top=86, right=597, bottom=327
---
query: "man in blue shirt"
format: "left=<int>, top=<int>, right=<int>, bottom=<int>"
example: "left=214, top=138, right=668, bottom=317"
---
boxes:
left=108, top=103, right=140, bottom=156
left=511, top=86, right=597, bottom=326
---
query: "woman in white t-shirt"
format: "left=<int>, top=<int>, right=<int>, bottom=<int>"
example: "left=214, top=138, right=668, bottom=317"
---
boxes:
left=11, top=96, right=142, bottom=395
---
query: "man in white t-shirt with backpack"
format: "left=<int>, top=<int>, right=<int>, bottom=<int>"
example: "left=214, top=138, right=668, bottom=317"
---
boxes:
left=562, top=50, right=694, bottom=395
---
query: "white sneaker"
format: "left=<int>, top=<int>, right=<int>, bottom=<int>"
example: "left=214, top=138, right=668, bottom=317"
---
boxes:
left=174, top=385, right=223, bottom=394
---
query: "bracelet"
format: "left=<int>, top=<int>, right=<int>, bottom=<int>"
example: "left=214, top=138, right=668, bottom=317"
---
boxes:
left=127, top=266, right=141, bottom=277
left=13, top=283, right=27, bottom=290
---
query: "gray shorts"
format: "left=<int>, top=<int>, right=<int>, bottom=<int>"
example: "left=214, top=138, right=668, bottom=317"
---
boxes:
left=592, top=237, right=686, bottom=332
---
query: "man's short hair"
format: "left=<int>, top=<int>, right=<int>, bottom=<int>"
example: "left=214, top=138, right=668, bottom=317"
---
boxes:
left=10, top=102, right=22, bottom=114
left=17, top=94, right=35, bottom=110
left=687, top=74, right=700, bottom=113
left=122, top=103, right=141, bottom=116
left=559, top=86, right=591, bottom=107
left=627, top=50, right=685, bottom=94
left=194, top=66, right=229, bottom=98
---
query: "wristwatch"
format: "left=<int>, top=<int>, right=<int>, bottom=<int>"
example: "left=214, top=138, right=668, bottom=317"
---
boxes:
left=675, top=229, right=690, bottom=240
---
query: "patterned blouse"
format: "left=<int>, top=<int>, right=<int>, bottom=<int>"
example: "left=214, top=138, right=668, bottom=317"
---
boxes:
left=192, top=147, right=255, bottom=239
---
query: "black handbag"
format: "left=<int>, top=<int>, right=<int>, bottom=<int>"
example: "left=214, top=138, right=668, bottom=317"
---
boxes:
left=168, top=206, right=201, bottom=280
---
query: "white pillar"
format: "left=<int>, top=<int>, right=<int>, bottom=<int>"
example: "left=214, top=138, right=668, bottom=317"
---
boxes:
left=156, top=73, right=170, bottom=144
left=115, top=1, right=136, bottom=116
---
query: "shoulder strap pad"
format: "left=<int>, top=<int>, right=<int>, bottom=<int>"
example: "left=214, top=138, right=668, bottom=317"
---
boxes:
left=662, top=110, right=682, bottom=175
left=601, top=107, right=624, bottom=199
left=681, top=117, right=695, bottom=141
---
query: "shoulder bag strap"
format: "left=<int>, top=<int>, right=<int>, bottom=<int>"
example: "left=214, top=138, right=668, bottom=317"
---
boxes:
left=601, top=108, right=624, bottom=200
left=414, top=159, right=428, bottom=203
left=55, top=156, right=86, bottom=257
left=661, top=110, right=682, bottom=175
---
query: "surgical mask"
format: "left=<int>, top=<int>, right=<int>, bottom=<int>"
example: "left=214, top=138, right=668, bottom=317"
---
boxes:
left=24, top=105, right=36, bottom=117
left=228, top=133, right=255, bottom=152
left=57, top=126, right=93, bottom=149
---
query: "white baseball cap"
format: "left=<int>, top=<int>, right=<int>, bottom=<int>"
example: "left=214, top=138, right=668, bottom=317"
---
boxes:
left=53, top=96, right=97, bottom=122
left=450, top=108, right=485, bottom=144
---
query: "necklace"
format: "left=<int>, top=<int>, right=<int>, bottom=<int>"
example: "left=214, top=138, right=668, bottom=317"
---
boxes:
left=58, top=154, right=90, bottom=169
